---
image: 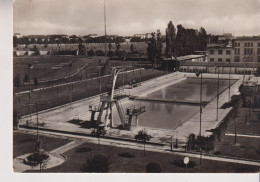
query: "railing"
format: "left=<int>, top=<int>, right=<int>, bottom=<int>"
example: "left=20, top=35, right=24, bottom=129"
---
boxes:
left=180, top=61, right=260, bottom=68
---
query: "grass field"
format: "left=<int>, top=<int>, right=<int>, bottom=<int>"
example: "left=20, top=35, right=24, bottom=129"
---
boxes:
left=13, top=55, right=94, bottom=84
left=13, top=132, right=71, bottom=158
left=214, top=102, right=260, bottom=161
left=14, top=66, right=167, bottom=117
left=18, top=135, right=259, bottom=173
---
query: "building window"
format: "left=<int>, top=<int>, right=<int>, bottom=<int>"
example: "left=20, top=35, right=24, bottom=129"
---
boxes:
left=226, top=58, right=230, bottom=63
left=258, top=56, right=260, bottom=62
left=218, top=58, right=222, bottom=62
left=245, top=48, right=253, bottom=55
left=218, top=50, right=223, bottom=55
left=234, top=56, right=240, bottom=62
left=235, top=48, right=240, bottom=55
left=235, top=42, right=240, bottom=47
left=210, top=50, right=214, bottom=54
left=245, top=57, right=253, bottom=62
left=244, top=42, right=247, bottom=47
left=258, top=48, right=260, bottom=55
left=258, top=42, right=260, bottom=47
left=210, top=58, right=214, bottom=62
left=226, top=50, right=231, bottom=55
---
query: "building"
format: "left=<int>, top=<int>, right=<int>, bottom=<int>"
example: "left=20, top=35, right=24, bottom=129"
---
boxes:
left=207, top=43, right=233, bottom=63
left=233, top=36, right=260, bottom=63
left=14, top=33, right=22, bottom=38
left=134, top=34, right=145, bottom=39
left=88, top=34, right=98, bottom=38
left=145, top=33, right=152, bottom=39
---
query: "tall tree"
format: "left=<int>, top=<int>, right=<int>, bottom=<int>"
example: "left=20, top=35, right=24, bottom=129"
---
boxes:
left=156, top=30, right=163, bottom=60
left=147, top=31, right=162, bottom=68
left=198, top=27, right=208, bottom=51
left=165, top=21, right=176, bottom=58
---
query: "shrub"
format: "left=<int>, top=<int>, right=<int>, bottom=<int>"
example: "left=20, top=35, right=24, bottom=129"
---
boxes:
left=171, top=160, right=196, bottom=168
left=118, top=152, right=135, bottom=158
left=76, top=147, right=92, bottom=153
left=81, top=154, right=111, bottom=173
left=146, top=162, right=162, bottom=173
left=24, top=152, right=49, bottom=167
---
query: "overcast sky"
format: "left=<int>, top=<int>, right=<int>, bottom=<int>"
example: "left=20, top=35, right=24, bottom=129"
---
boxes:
left=13, top=0, right=260, bottom=36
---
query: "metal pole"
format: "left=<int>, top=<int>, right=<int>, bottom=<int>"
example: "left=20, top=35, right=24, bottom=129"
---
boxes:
left=200, top=72, right=202, bottom=165
left=216, top=67, right=219, bottom=121
left=36, top=101, right=39, bottom=142
left=229, top=63, right=231, bottom=102
left=99, top=67, right=101, bottom=94
left=200, top=73, right=202, bottom=136
left=104, top=0, right=107, bottom=59
left=69, top=64, right=72, bottom=107
left=234, top=116, right=237, bottom=144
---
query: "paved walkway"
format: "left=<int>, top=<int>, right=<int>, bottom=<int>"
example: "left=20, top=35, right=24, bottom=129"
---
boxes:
left=225, top=133, right=260, bottom=138
left=18, top=72, right=244, bottom=144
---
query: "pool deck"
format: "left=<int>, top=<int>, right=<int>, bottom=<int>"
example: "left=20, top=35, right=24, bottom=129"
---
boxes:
left=18, top=72, right=246, bottom=145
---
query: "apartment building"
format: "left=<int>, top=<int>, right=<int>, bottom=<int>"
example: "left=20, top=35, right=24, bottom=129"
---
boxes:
left=207, top=43, right=233, bottom=63
left=207, top=36, right=260, bottom=63
left=233, top=37, right=260, bottom=62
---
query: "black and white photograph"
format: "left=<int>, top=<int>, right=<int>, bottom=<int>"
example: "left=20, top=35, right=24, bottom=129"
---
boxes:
left=2, top=0, right=260, bottom=179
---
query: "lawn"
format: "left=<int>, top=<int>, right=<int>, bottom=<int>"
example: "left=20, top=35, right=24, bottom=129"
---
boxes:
left=13, top=132, right=71, bottom=158
left=36, top=141, right=260, bottom=173
left=214, top=103, right=260, bottom=161
left=14, top=67, right=166, bottom=117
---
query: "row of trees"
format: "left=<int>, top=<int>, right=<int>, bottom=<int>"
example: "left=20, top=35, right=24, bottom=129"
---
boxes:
left=13, top=35, right=126, bottom=47
left=165, top=21, right=207, bottom=57
left=147, top=21, right=208, bottom=65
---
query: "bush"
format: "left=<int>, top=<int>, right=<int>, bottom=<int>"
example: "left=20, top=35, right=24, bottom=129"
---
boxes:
left=118, top=152, right=135, bottom=158
left=81, top=155, right=111, bottom=173
left=24, top=152, right=49, bottom=167
left=146, top=162, right=162, bottom=173
left=171, top=160, right=196, bottom=168
left=213, top=151, right=221, bottom=155
left=76, top=147, right=92, bottom=153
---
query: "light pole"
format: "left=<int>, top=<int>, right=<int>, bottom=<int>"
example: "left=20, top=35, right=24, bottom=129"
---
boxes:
left=69, top=61, right=72, bottom=107
left=228, top=60, right=231, bottom=102
left=98, top=66, right=102, bottom=94
left=195, top=71, right=202, bottom=164
left=216, top=66, right=220, bottom=121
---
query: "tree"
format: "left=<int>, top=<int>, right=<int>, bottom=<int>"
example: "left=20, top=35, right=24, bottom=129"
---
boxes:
left=146, top=162, right=162, bottom=173
left=115, top=42, right=121, bottom=55
left=14, top=74, right=20, bottom=87
left=147, top=32, right=157, bottom=68
left=87, top=49, right=95, bottom=56
left=33, top=45, right=40, bottom=55
left=135, top=129, right=152, bottom=156
left=156, top=30, right=163, bottom=60
left=198, top=27, right=208, bottom=51
left=130, top=44, right=134, bottom=52
left=108, top=42, right=112, bottom=51
left=23, top=73, right=29, bottom=84
left=81, top=154, right=111, bottom=172
left=78, top=42, right=86, bottom=55
left=165, top=21, right=176, bottom=58
left=34, top=76, right=38, bottom=88
left=91, top=127, right=106, bottom=149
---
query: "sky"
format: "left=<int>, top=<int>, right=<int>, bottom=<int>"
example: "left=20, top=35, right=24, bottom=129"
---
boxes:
left=13, top=0, right=260, bottom=36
